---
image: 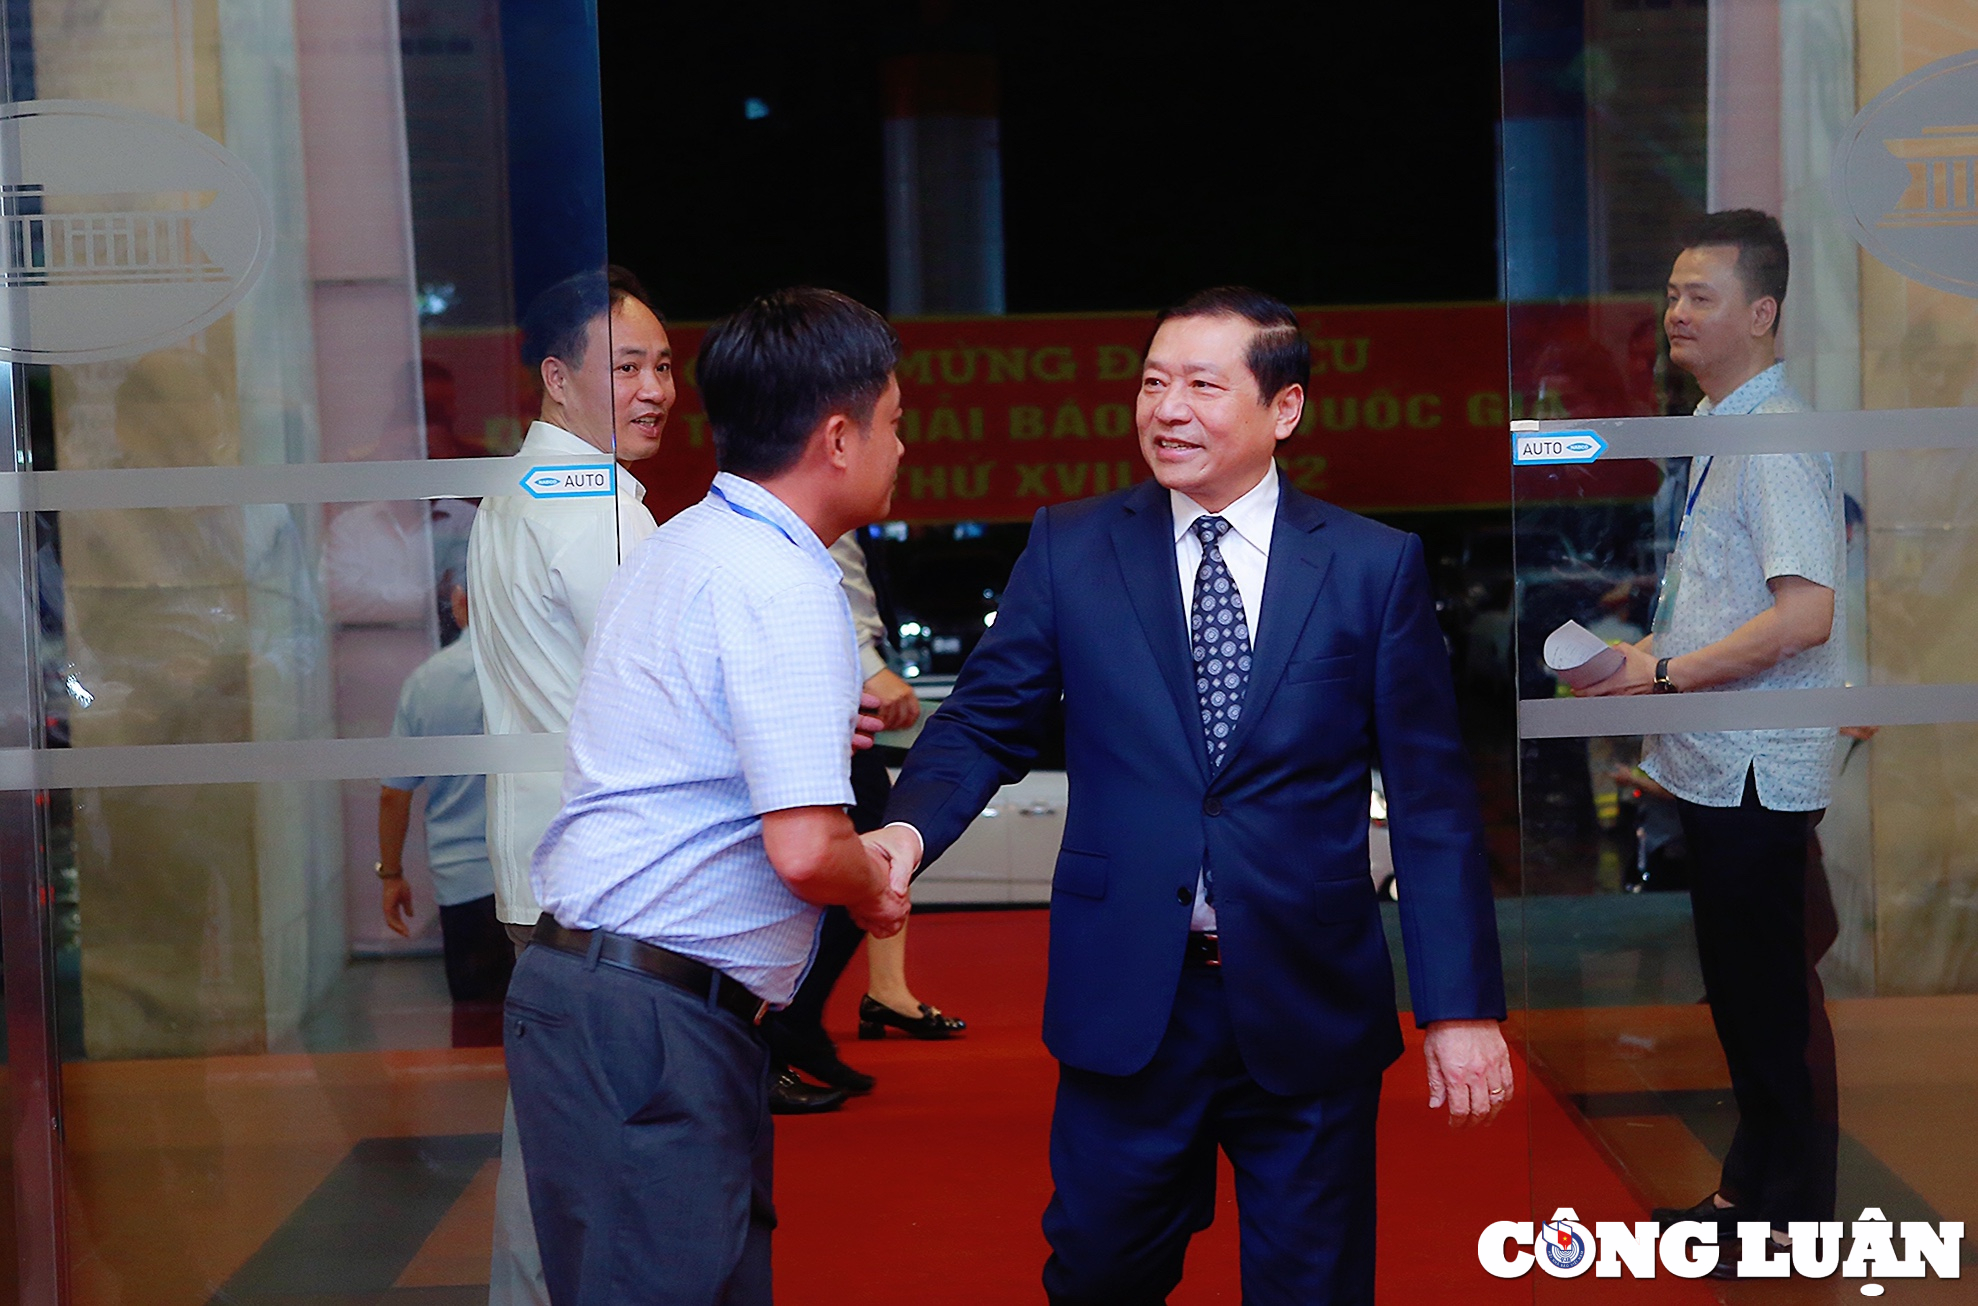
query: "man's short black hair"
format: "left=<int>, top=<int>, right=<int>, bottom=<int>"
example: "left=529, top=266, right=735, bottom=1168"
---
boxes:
left=520, top=265, right=661, bottom=374
left=1679, top=209, right=1789, bottom=334
left=1151, top=286, right=1311, bottom=403
left=697, top=287, right=901, bottom=480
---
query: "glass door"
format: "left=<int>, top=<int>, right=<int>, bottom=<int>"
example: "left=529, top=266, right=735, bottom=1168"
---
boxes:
left=1502, top=0, right=1975, bottom=1297
left=0, top=1, right=624, bottom=1300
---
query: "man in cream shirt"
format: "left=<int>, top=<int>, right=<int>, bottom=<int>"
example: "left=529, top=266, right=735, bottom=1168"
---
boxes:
left=467, top=265, right=671, bottom=1304
left=470, top=266, right=672, bottom=937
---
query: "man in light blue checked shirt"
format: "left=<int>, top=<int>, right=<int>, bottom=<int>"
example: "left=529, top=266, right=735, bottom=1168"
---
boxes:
left=1577, top=211, right=1841, bottom=1268
left=506, top=287, right=910, bottom=1306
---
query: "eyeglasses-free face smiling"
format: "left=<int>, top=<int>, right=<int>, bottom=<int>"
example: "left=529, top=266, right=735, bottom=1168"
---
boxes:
left=1136, top=314, right=1302, bottom=514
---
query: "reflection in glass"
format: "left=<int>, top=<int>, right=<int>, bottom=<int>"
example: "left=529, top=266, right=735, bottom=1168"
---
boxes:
left=0, top=1, right=620, bottom=1299
left=1510, top=3, right=1977, bottom=1290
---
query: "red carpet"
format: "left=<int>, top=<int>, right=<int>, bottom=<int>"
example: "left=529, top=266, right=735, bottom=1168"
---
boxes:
left=774, top=910, right=1715, bottom=1303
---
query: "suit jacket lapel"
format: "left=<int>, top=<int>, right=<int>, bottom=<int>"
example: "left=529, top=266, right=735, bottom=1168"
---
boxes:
left=1110, top=481, right=1212, bottom=785
left=1214, top=486, right=1333, bottom=778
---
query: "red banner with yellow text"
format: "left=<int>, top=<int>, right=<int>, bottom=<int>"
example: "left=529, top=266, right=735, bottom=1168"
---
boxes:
left=642, top=304, right=1514, bottom=523
left=424, top=304, right=1522, bottom=524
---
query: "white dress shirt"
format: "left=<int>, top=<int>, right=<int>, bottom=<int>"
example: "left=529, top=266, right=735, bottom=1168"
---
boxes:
left=534, top=474, right=860, bottom=1003
left=467, top=420, right=658, bottom=924
left=1171, top=463, right=1280, bottom=931
left=888, top=466, right=1283, bottom=926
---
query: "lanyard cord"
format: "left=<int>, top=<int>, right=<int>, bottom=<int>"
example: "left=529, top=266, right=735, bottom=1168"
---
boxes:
left=1653, top=457, right=1714, bottom=637
left=712, top=483, right=803, bottom=549
left=1682, top=456, right=1713, bottom=521
left=1673, top=456, right=1714, bottom=552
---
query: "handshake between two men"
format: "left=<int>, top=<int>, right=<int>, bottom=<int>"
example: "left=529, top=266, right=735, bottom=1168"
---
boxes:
left=512, top=284, right=1515, bottom=1306
left=758, top=690, right=916, bottom=942
left=813, top=693, right=1514, bottom=1131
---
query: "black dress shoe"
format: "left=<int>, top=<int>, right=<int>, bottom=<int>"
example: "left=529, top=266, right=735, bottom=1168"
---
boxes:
left=1709, top=1232, right=1793, bottom=1280
left=769, top=1069, right=847, bottom=1114
left=1652, top=1194, right=1743, bottom=1237
left=857, top=995, right=966, bottom=1041
left=788, top=1048, right=876, bottom=1094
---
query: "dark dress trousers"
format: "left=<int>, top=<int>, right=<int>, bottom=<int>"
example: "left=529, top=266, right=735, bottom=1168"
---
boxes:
left=887, top=479, right=1506, bottom=1301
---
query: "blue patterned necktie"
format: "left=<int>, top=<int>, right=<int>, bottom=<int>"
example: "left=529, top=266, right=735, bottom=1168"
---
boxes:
left=1191, top=515, right=1252, bottom=771
left=1191, top=515, right=1249, bottom=908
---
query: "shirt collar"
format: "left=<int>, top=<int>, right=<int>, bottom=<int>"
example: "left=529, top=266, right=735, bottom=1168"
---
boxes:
left=519, top=420, right=649, bottom=502
left=709, top=472, right=843, bottom=582
left=1696, top=362, right=1791, bottom=418
left=1170, top=461, right=1280, bottom=554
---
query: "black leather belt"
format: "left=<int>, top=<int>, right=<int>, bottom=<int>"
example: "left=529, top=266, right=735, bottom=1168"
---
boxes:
left=1184, top=931, right=1221, bottom=968
left=531, top=919, right=769, bottom=1026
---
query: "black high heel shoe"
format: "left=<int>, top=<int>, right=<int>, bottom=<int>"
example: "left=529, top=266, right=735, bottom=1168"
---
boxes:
left=857, top=995, right=966, bottom=1040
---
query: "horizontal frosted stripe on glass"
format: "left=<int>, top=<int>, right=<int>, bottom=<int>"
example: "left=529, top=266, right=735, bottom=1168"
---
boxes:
left=0, top=453, right=611, bottom=512
left=1514, top=406, right=1978, bottom=458
left=0, top=732, right=565, bottom=790
left=1519, top=684, right=1978, bottom=739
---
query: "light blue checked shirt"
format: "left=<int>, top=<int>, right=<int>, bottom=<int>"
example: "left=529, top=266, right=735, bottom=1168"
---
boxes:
left=383, top=638, right=495, bottom=908
left=532, top=473, right=861, bottom=1004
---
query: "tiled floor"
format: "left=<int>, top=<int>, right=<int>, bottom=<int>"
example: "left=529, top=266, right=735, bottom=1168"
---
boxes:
left=62, top=1048, right=508, bottom=1305
left=1516, top=997, right=1978, bottom=1303
left=41, top=909, right=1978, bottom=1304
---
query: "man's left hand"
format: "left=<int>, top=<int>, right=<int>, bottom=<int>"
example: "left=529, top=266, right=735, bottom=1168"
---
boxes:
left=1423, top=1019, right=1513, bottom=1126
left=381, top=875, right=414, bottom=937
left=851, top=691, right=887, bottom=752
left=1577, top=640, right=1659, bottom=697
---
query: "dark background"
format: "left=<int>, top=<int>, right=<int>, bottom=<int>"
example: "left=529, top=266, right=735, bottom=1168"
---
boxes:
left=596, top=1, right=1504, bottom=320
left=594, top=1, right=1533, bottom=891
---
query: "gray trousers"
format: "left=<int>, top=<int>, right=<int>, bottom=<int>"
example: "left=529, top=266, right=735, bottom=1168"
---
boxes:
left=492, top=922, right=549, bottom=1306
left=505, top=938, right=775, bottom=1304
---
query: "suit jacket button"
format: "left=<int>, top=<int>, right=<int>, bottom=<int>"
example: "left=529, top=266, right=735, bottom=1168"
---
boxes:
left=1176, top=886, right=1192, bottom=904
left=1203, top=796, right=1223, bottom=816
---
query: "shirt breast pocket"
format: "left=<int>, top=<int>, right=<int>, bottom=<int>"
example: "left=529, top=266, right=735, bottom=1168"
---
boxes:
left=1685, top=515, right=1740, bottom=584
left=1288, top=653, right=1357, bottom=684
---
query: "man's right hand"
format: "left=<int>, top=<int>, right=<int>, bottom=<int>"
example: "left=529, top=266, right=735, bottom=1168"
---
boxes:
left=850, top=833, right=910, bottom=937
left=863, top=824, right=922, bottom=893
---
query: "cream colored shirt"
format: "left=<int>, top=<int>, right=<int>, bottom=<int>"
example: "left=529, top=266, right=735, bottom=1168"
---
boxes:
left=830, top=531, right=891, bottom=680
left=467, top=420, right=658, bottom=923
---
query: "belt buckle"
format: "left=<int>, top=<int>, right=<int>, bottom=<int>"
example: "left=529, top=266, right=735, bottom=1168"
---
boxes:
left=1199, top=932, right=1221, bottom=968
left=752, top=999, right=769, bottom=1026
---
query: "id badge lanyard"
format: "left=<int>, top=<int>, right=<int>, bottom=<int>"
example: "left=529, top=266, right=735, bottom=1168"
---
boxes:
left=713, top=482, right=802, bottom=546
left=712, top=480, right=862, bottom=670
left=1651, top=456, right=1713, bottom=637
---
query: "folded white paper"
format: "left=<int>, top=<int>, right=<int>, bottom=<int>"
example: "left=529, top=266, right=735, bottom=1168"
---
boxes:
left=1544, top=620, right=1626, bottom=690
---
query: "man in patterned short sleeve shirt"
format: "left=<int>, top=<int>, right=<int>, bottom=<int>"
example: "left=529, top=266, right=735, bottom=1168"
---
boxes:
left=1579, top=210, right=1843, bottom=1261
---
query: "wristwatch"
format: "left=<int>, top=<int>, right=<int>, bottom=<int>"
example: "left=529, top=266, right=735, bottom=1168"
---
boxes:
left=374, top=860, right=404, bottom=880
left=1653, top=657, right=1678, bottom=694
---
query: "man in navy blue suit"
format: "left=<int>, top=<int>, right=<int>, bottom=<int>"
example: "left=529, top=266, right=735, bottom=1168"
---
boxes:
left=869, top=287, right=1513, bottom=1304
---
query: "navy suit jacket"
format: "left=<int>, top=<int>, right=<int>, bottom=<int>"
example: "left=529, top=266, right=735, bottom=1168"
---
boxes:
left=886, top=478, right=1506, bottom=1097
